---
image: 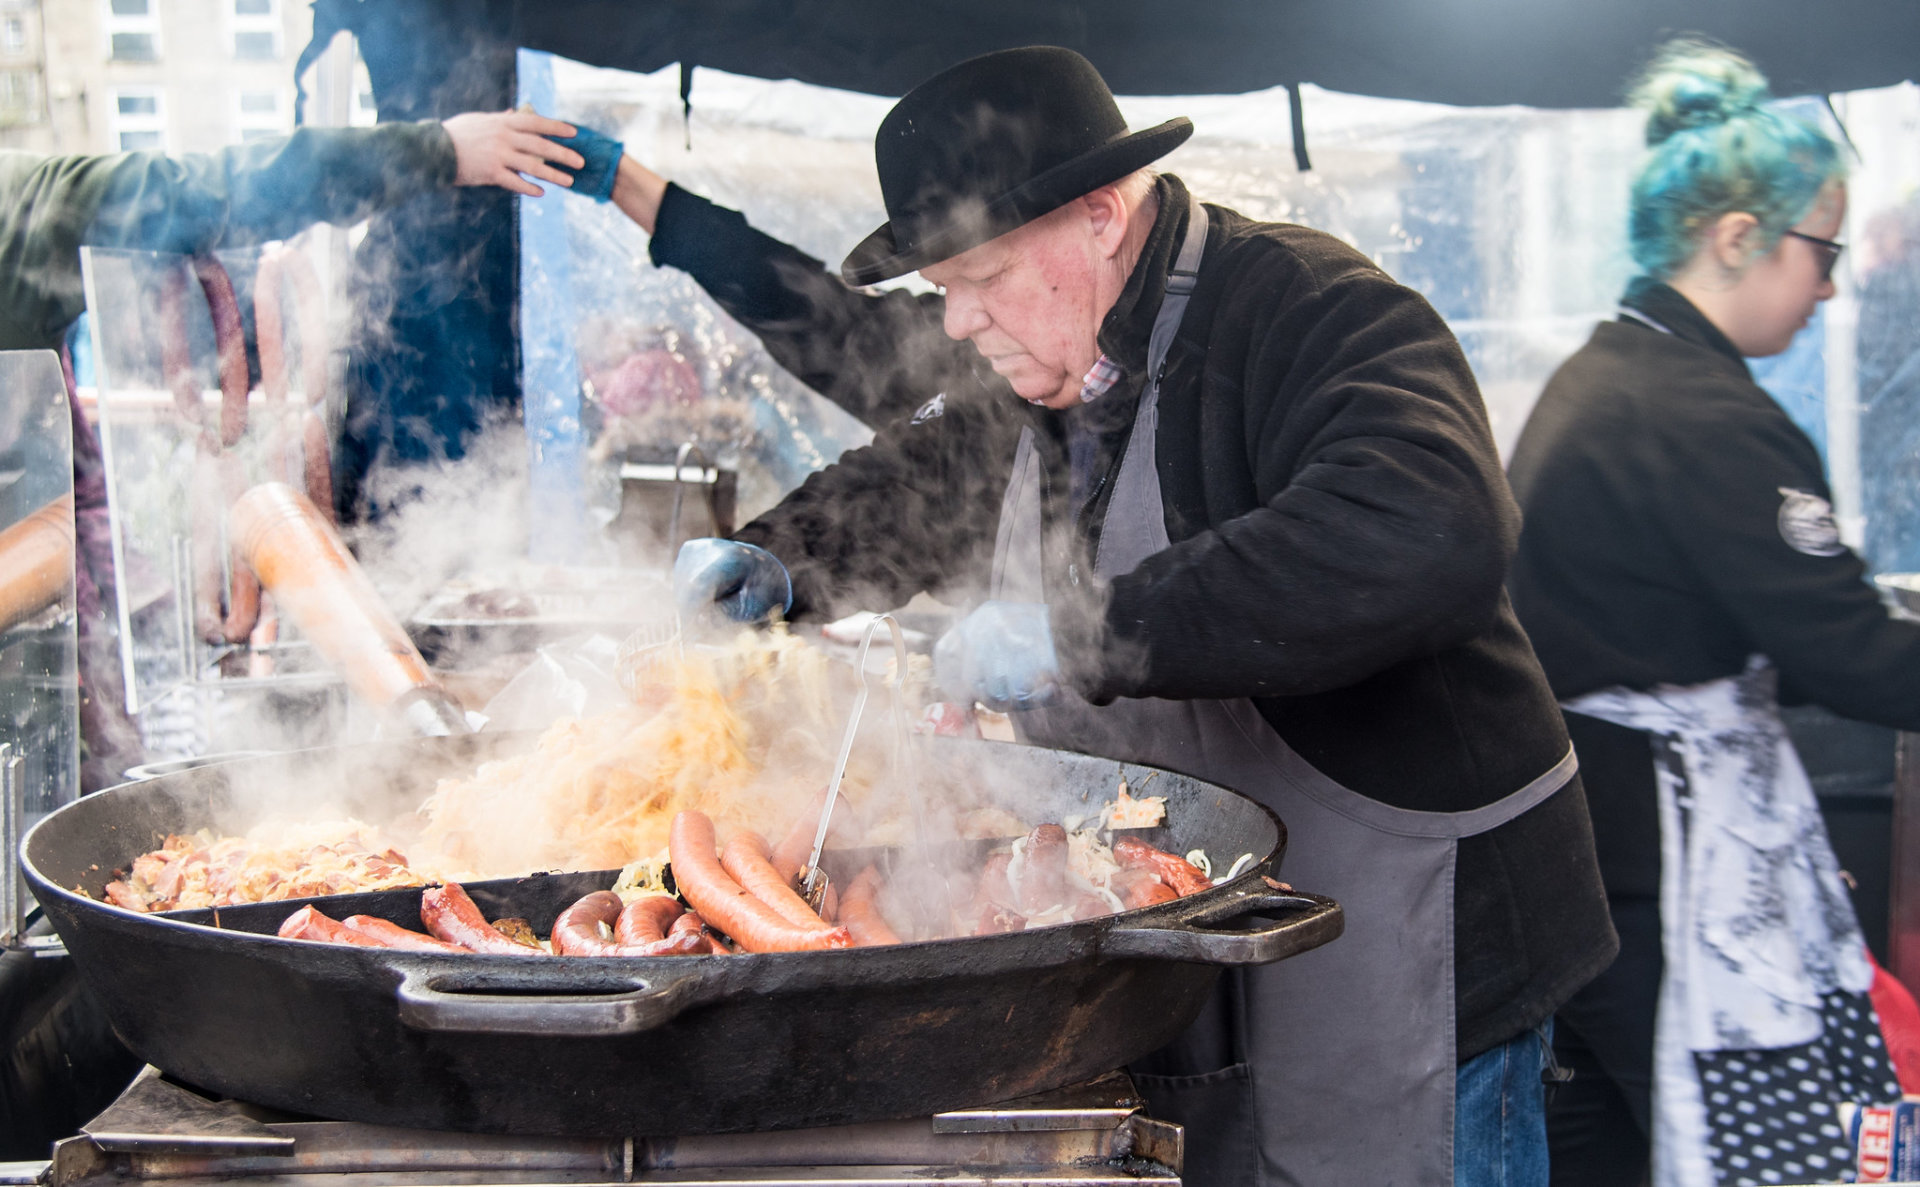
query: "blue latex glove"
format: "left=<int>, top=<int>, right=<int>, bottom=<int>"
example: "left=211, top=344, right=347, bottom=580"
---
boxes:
left=934, top=601, right=1061, bottom=710
left=673, top=539, right=793, bottom=625
left=546, top=124, right=624, bottom=202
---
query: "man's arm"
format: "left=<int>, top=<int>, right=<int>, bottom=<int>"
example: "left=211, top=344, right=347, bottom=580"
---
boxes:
left=619, top=157, right=985, bottom=426
left=86, top=112, right=583, bottom=256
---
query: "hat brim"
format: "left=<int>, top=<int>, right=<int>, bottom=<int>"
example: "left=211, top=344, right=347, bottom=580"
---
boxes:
left=839, top=117, right=1193, bottom=287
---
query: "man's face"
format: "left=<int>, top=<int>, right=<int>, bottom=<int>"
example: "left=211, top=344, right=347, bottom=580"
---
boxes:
left=920, top=204, right=1108, bottom=410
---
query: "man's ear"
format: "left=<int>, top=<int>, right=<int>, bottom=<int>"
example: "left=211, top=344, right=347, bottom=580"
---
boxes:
left=1082, top=185, right=1130, bottom=260
left=1708, top=210, right=1762, bottom=273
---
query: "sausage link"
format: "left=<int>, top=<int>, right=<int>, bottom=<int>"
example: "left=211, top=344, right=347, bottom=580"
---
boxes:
left=421, top=883, right=538, bottom=954
left=615, top=895, right=684, bottom=946
left=771, top=787, right=830, bottom=883
left=669, top=811, right=850, bottom=953
left=278, top=904, right=385, bottom=946
left=342, top=914, right=471, bottom=952
left=552, top=891, right=626, bottom=955
left=1110, top=866, right=1181, bottom=909
left=720, top=831, right=829, bottom=930
left=192, top=255, right=251, bottom=451
left=1112, top=838, right=1212, bottom=897
left=839, top=866, right=901, bottom=947
left=668, top=909, right=732, bottom=954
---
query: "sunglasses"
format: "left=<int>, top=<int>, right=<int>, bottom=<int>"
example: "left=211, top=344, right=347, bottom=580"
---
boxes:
left=1784, top=229, right=1845, bottom=282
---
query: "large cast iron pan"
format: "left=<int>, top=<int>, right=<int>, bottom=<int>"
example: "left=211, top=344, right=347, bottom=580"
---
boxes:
left=22, top=734, right=1340, bottom=1137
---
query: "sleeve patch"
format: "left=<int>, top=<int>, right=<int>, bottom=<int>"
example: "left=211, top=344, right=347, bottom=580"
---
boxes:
left=1776, top=487, right=1846, bottom=557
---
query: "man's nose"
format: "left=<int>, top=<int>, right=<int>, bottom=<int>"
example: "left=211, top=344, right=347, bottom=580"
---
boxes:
left=941, top=290, right=989, bottom=342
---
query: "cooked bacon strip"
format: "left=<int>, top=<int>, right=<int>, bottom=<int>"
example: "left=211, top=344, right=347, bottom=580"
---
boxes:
left=668, top=811, right=851, bottom=953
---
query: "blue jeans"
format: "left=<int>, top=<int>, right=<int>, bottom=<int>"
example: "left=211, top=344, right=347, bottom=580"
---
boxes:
left=1456, top=1022, right=1553, bottom=1186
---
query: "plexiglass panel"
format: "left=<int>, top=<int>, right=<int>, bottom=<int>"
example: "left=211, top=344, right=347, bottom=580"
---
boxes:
left=0, top=350, right=77, bottom=938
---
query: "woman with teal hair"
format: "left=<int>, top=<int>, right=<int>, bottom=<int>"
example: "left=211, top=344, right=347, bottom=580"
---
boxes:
left=1507, top=40, right=1914, bottom=1187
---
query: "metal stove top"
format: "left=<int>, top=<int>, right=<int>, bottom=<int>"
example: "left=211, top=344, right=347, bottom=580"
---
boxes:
left=18, top=1067, right=1181, bottom=1186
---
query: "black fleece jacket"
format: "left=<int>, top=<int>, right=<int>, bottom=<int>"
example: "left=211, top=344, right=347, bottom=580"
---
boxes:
left=1508, top=279, right=1920, bottom=891
left=650, top=175, right=1615, bottom=1058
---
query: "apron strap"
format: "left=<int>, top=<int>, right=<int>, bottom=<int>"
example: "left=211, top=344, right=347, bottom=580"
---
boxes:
left=1276, top=742, right=1579, bottom=840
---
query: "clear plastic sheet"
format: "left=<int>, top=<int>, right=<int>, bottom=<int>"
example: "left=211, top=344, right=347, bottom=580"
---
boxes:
left=0, top=349, right=78, bottom=934
left=519, top=55, right=1919, bottom=577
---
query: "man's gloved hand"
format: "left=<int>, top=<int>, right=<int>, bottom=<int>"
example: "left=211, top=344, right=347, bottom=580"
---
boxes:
left=934, top=601, right=1061, bottom=710
left=672, top=539, right=792, bottom=625
left=544, top=124, right=625, bottom=202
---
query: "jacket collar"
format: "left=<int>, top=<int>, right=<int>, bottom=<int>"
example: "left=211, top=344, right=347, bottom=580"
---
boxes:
left=1095, top=173, right=1192, bottom=375
left=1619, top=276, right=1752, bottom=378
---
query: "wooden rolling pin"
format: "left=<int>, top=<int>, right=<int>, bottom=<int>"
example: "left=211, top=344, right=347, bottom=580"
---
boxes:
left=228, top=483, right=467, bottom=736
left=0, top=495, right=75, bottom=636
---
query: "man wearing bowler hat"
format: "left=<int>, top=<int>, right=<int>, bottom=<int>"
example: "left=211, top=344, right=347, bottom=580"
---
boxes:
left=648, top=46, right=1616, bottom=1185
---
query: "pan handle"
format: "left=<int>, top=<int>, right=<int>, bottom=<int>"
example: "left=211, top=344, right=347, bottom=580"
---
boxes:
left=1100, top=887, right=1343, bottom=966
left=394, top=964, right=717, bottom=1036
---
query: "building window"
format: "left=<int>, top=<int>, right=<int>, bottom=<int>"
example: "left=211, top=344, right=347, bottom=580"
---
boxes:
left=106, top=0, right=160, bottom=62
left=234, top=88, right=283, bottom=141
left=231, top=0, right=279, bottom=61
left=111, top=86, right=165, bottom=151
left=0, top=68, right=40, bottom=121
left=2, top=16, right=25, bottom=53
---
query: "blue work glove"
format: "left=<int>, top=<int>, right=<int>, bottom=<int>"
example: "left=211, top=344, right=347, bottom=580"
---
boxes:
left=673, top=539, right=793, bottom=625
left=547, top=124, right=624, bottom=202
left=934, top=601, right=1061, bottom=710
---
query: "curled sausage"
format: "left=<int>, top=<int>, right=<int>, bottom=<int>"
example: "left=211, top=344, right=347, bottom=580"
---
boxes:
left=669, top=909, right=731, bottom=954
left=721, top=830, right=829, bottom=930
left=668, top=811, right=851, bottom=953
left=614, top=895, right=684, bottom=945
left=1113, top=838, right=1213, bottom=897
left=553, top=892, right=704, bottom=957
left=840, top=866, right=901, bottom=947
left=421, top=883, right=538, bottom=955
left=278, top=905, right=386, bottom=947
left=341, top=914, right=470, bottom=952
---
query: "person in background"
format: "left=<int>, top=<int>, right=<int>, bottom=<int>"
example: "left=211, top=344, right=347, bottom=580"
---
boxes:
left=660, top=46, right=1615, bottom=1186
left=1506, top=40, right=1913, bottom=1187
left=0, top=110, right=606, bottom=1160
left=0, top=108, right=595, bottom=790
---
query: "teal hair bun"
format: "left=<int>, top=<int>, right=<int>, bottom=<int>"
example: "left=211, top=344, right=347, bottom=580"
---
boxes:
left=1630, top=40, right=1772, bottom=146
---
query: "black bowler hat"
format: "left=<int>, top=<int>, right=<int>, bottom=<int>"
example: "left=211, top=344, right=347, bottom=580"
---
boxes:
left=840, top=46, right=1192, bottom=286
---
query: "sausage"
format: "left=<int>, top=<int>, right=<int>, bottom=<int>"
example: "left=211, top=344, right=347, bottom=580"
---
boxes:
left=614, top=895, right=684, bottom=945
left=668, top=811, right=851, bottom=953
left=771, top=787, right=830, bottom=883
left=552, top=891, right=626, bottom=955
left=278, top=905, right=386, bottom=947
left=0, top=495, right=74, bottom=636
left=1109, top=866, right=1181, bottom=909
left=1015, top=824, right=1068, bottom=914
left=839, top=866, right=902, bottom=947
left=720, top=830, right=830, bottom=930
left=301, top=409, right=334, bottom=523
left=668, top=909, right=732, bottom=954
left=976, top=851, right=1017, bottom=911
left=341, top=914, right=470, bottom=952
left=1112, top=837, right=1213, bottom=897
left=192, top=255, right=251, bottom=451
left=420, top=883, right=538, bottom=954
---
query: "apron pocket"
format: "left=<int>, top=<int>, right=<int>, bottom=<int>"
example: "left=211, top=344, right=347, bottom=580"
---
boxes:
left=1131, top=1062, right=1257, bottom=1187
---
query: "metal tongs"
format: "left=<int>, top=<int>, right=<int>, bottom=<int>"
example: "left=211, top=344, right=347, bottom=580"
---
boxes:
left=798, top=613, right=924, bottom=914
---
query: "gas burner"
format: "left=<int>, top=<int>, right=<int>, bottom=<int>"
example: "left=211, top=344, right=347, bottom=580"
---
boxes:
left=36, top=1067, right=1183, bottom=1185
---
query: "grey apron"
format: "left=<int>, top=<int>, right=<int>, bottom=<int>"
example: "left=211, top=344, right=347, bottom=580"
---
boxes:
left=993, top=197, right=1578, bottom=1187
